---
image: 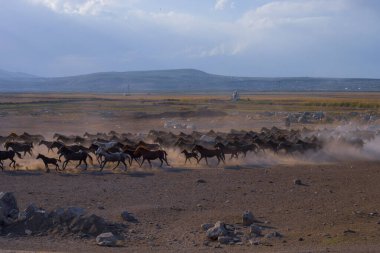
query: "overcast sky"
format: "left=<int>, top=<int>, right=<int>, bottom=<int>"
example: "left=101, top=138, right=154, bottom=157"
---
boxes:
left=1, top=0, right=380, bottom=78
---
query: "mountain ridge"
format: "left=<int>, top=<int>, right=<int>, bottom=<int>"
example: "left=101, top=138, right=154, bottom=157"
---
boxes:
left=0, top=68, right=379, bottom=92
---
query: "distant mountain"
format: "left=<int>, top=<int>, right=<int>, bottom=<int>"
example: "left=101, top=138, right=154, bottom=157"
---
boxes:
left=0, top=68, right=379, bottom=92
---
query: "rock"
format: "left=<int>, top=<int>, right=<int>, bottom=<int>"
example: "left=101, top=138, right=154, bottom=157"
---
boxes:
left=0, top=192, right=19, bottom=225
left=70, top=214, right=106, bottom=236
left=201, top=223, right=213, bottom=231
left=196, top=179, right=206, bottom=184
left=265, top=231, right=283, bottom=239
left=96, top=232, right=121, bottom=247
left=249, top=239, right=260, bottom=245
left=250, top=224, right=262, bottom=236
left=218, top=236, right=232, bottom=244
left=294, top=179, right=302, bottom=185
left=24, top=208, right=51, bottom=234
left=121, top=211, right=138, bottom=223
left=60, top=207, right=85, bottom=223
left=242, top=211, right=254, bottom=226
left=206, top=221, right=228, bottom=240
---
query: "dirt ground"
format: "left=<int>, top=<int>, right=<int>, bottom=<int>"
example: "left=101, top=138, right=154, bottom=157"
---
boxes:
left=0, top=93, right=379, bottom=252
left=0, top=162, right=379, bottom=252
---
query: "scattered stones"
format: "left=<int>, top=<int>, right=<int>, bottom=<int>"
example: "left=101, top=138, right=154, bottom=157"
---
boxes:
left=242, top=211, right=254, bottom=226
left=343, top=229, right=356, bottom=235
left=265, top=231, right=282, bottom=239
left=294, top=179, right=302, bottom=185
left=201, top=223, right=213, bottom=231
left=206, top=221, right=228, bottom=240
left=96, top=232, right=122, bottom=247
left=121, top=211, right=138, bottom=223
left=250, top=224, right=262, bottom=236
left=0, top=192, right=19, bottom=225
left=0, top=193, right=125, bottom=239
left=217, top=235, right=232, bottom=244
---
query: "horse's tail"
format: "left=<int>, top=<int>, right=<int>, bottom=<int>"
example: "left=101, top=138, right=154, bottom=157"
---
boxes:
left=15, top=151, right=22, bottom=159
left=163, top=150, right=168, bottom=159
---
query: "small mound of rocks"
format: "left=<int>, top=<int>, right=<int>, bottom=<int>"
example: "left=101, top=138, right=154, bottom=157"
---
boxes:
left=0, top=192, right=126, bottom=247
left=203, top=210, right=284, bottom=246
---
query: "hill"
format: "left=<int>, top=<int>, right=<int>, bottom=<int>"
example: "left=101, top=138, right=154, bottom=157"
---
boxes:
left=0, top=68, right=379, bottom=92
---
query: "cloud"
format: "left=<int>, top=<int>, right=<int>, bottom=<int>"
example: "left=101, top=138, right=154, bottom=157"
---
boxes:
left=214, top=0, right=234, bottom=11
left=27, top=0, right=113, bottom=15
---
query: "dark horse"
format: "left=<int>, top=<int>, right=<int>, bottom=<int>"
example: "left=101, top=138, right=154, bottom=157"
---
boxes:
left=180, top=149, right=199, bottom=164
left=36, top=154, right=60, bottom=173
left=192, top=145, right=225, bottom=165
left=4, top=141, right=33, bottom=156
left=133, top=147, right=169, bottom=168
left=0, top=150, right=22, bottom=170
left=58, top=146, right=93, bottom=170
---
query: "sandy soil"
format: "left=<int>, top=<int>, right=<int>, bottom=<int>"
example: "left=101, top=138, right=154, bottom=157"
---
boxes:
left=0, top=161, right=379, bottom=252
left=0, top=93, right=379, bottom=252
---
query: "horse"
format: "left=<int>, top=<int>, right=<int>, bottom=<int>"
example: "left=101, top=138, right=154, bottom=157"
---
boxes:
left=38, top=140, right=55, bottom=153
left=95, top=147, right=129, bottom=171
left=4, top=141, right=33, bottom=156
left=50, top=141, right=65, bottom=151
left=214, top=143, right=239, bottom=160
left=133, top=147, right=169, bottom=168
left=191, top=145, right=225, bottom=165
left=58, top=146, right=93, bottom=170
left=0, top=150, right=22, bottom=170
left=123, top=147, right=142, bottom=166
left=93, top=141, right=123, bottom=151
left=180, top=149, right=199, bottom=164
left=36, top=154, right=60, bottom=173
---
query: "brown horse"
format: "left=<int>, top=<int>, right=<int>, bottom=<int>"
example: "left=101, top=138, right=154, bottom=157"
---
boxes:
left=180, top=149, right=199, bottom=164
left=0, top=150, right=22, bottom=170
left=4, top=141, right=33, bottom=156
left=133, top=147, right=169, bottom=168
left=192, top=145, right=225, bottom=165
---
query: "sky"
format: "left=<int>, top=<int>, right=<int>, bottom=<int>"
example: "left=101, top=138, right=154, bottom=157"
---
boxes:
left=1, top=0, right=380, bottom=78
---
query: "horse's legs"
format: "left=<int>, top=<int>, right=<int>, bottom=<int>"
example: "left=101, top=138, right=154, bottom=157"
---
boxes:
left=55, top=163, right=60, bottom=171
left=83, top=159, right=88, bottom=170
left=28, top=150, right=32, bottom=156
left=159, top=158, right=163, bottom=167
left=10, top=158, right=16, bottom=169
left=148, top=159, right=152, bottom=168
left=139, top=158, right=145, bottom=168
left=164, top=157, right=170, bottom=166
left=121, top=160, right=128, bottom=171
left=205, top=157, right=209, bottom=165
left=75, top=159, right=82, bottom=168
left=45, top=163, right=50, bottom=173
left=112, top=161, right=120, bottom=170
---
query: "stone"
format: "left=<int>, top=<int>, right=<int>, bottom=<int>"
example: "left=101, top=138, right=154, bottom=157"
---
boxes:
left=201, top=223, right=213, bottom=231
left=96, top=232, right=120, bottom=247
left=250, top=224, right=262, bottom=236
left=242, top=211, right=255, bottom=226
left=265, top=231, right=283, bottom=239
left=0, top=192, right=19, bottom=225
left=196, top=179, right=206, bottom=184
left=294, top=179, right=302, bottom=185
left=218, top=236, right=232, bottom=244
left=121, top=211, right=138, bottom=223
left=206, top=221, right=228, bottom=240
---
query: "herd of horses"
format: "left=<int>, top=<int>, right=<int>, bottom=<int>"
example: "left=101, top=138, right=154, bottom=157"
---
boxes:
left=0, top=126, right=374, bottom=172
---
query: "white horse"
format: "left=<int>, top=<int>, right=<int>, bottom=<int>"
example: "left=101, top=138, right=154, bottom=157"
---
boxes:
left=95, top=147, right=130, bottom=171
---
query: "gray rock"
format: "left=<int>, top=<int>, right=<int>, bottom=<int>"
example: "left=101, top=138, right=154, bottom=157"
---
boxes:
left=265, top=231, right=282, bottom=239
left=0, top=192, right=19, bottom=225
left=206, top=221, right=228, bottom=240
left=201, top=223, right=213, bottom=231
left=61, top=207, right=85, bottom=223
left=242, top=211, right=255, bottom=226
left=96, top=232, right=120, bottom=247
left=250, top=224, right=262, bottom=236
left=218, top=236, right=232, bottom=244
left=121, top=211, right=138, bottom=222
left=24, top=208, right=50, bottom=233
left=294, top=179, right=302, bottom=185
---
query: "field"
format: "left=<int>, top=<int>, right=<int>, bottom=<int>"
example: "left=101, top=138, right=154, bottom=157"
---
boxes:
left=0, top=92, right=380, bottom=252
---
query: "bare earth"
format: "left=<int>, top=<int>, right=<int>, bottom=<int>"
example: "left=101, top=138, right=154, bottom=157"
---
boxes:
left=0, top=161, right=379, bottom=252
left=0, top=93, right=379, bottom=252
